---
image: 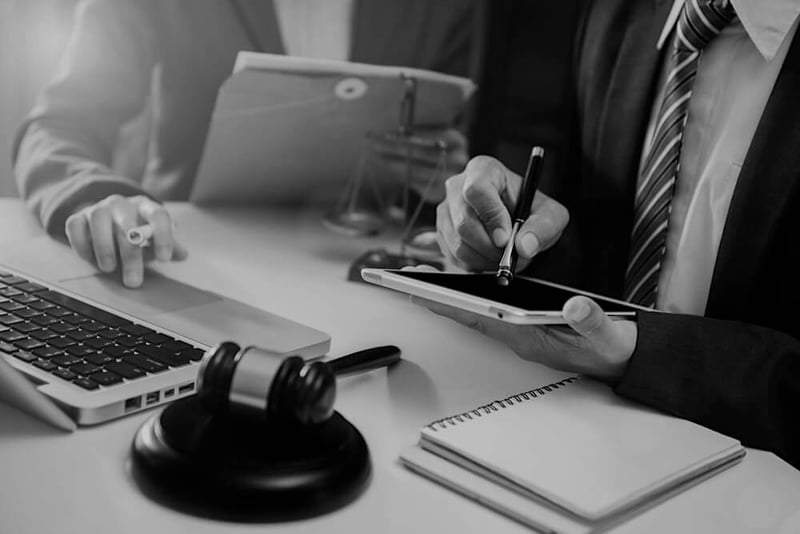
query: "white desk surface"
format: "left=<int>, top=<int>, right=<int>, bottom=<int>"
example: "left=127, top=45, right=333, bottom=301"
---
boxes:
left=0, top=199, right=798, bottom=534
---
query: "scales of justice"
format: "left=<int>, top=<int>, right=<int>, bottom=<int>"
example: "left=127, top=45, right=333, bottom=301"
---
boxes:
left=322, top=74, right=451, bottom=280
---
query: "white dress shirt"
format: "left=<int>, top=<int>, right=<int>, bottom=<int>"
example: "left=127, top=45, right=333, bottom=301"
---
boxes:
left=643, top=0, right=800, bottom=314
left=272, top=0, right=355, bottom=61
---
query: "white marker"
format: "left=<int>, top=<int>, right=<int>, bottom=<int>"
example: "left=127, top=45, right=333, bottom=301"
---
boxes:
left=126, top=224, right=154, bottom=247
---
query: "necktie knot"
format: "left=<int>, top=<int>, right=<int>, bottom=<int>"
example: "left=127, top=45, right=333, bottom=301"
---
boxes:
left=676, top=0, right=737, bottom=52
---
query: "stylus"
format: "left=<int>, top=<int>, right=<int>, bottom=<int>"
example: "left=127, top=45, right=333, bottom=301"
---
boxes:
left=496, top=146, right=545, bottom=286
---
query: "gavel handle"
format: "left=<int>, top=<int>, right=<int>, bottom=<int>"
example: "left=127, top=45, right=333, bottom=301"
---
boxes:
left=326, top=345, right=401, bottom=376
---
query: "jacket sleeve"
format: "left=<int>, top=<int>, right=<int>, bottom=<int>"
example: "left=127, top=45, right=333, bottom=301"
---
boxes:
left=425, top=0, right=484, bottom=142
left=615, top=311, right=800, bottom=469
left=12, top=0, right=159, bottom=236
left=427, top=0, right=483, bottom=80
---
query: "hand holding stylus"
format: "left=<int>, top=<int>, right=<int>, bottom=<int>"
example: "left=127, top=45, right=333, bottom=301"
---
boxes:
left=435, top=155, right=569, bottom=273
left=430, top=154, right=635, bottom=383
left=496, top=147, right=545, bottom=286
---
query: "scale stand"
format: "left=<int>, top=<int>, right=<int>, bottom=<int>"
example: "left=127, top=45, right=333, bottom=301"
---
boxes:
left=321, top=147, right=386, bottom=237
left=322, top=75, right=448, bottom=281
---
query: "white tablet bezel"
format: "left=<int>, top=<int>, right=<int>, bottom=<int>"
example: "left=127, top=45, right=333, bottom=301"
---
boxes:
left=361, top=269, right=650, bottom=325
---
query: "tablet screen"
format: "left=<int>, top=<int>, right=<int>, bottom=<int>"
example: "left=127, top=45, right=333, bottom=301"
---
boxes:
left=389, top=271, right=640, bottom=314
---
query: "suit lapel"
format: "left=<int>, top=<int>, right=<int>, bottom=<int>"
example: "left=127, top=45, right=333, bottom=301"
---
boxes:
left=580, top=0, right=673, bottom=296
left=350, top=0, right=415, bottom=63
left=230, top=0, right=285, bottom=53
left=706, top=31, right=800, bottom=317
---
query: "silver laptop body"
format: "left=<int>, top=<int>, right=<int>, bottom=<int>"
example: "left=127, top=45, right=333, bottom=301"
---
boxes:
left=0, top=254, right=330, bottom=426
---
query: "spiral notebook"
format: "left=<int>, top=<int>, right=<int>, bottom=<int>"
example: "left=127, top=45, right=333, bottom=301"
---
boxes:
left=400, top=377, right=745, bottom=533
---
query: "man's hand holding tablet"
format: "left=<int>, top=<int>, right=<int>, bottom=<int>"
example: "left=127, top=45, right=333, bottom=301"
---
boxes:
left=369, top=155, right=646, bottom=384
left=362, top=269, right=642, bottom=383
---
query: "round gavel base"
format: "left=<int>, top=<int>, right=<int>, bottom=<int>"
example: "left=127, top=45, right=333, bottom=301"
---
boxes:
left=130, top=396, right=371, bottom=522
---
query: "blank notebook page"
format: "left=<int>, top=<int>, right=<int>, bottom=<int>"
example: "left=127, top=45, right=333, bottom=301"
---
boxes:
left=420, top=377, right=742, bottom=520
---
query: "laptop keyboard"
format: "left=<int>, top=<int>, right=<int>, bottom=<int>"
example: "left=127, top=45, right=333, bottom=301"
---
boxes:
left=0, top=270, right=205, bottom=391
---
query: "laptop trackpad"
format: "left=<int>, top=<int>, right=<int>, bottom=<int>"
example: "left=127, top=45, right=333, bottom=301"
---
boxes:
left=58, top=271, right=220, bottom=317
left=57, top=272, right=331, bottom=356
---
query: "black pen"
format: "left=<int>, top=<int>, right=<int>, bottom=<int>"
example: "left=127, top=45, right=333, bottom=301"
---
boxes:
left=496, top=146, right=545, bottom=287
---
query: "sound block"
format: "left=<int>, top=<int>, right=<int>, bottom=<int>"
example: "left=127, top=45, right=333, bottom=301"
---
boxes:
left=130, top=396, right=371, bottom=522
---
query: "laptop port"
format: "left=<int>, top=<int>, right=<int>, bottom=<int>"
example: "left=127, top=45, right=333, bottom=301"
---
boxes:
left=124, top=396, right=142, bottom=413
left=145, top=391, right=160, bottom=405
left=163, top=388, right=175, bottom=398
left=178, top=382, right=195, bottom=394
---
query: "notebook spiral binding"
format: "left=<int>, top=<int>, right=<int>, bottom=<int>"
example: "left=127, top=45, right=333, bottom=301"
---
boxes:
left=427, top=376, right=580, bottom=431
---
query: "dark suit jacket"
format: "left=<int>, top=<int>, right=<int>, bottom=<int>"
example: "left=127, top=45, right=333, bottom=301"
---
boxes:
left=13, top=0, right=479, bottom=235
left=537, top=0, right=800, bottom=468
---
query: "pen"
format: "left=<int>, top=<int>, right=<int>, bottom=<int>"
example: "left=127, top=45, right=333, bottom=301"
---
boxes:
left=496, top=146, right=545, bottom=287
left=126, top=224, right=154, bottom=247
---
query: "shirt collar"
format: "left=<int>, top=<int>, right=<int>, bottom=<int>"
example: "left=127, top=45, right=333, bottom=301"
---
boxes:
left=657, top=0, right=800, bottom=60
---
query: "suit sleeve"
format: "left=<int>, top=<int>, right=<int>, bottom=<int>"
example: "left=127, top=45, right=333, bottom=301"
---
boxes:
left=12, top=0, right=159, bottom=236
left=615, top=311, right=800, bottom=469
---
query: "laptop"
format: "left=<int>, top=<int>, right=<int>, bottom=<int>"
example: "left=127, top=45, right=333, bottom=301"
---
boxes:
left=0, top=239, right=330, bottom=427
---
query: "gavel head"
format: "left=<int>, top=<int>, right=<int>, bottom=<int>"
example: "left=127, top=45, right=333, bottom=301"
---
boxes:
left=196, top=342, right=337, bottom=425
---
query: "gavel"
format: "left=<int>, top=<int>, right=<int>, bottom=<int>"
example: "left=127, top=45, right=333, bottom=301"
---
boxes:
left=196, top=342, right=401, bottom=425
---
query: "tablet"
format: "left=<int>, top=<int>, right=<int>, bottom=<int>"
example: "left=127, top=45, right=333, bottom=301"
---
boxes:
left=361, top=269, right=648, bottom=325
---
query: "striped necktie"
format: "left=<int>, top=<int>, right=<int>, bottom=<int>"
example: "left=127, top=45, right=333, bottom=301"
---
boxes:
left=623, top=0, right=737, bottom=307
